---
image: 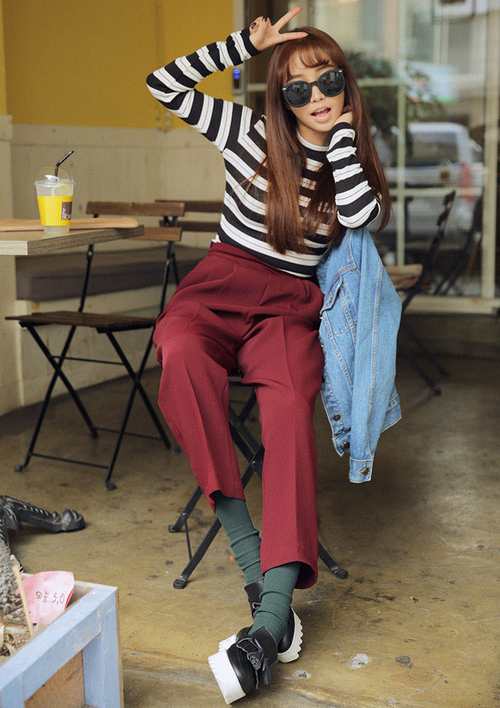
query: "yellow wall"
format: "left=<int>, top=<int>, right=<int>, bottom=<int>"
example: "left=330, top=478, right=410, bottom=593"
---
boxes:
left=0, top=0, right=7, bottom=114
left=159, top=0, right=235, bottom=130
left=2, top=0, right=234, bottom=129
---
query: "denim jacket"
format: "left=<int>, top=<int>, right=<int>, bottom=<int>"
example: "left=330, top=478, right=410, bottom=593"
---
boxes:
left=316, top=227, right=402, bottom=483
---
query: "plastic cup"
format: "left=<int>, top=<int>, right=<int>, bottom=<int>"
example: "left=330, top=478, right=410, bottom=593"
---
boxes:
left=34, top=166, right=75, bottom=236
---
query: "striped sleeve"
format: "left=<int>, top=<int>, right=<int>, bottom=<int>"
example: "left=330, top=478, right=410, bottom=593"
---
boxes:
left=326, top=123, right=381, bottom=228
left=146, top=28, right=260, bottom=153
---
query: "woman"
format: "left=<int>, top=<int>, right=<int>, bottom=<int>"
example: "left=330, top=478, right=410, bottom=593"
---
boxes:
left=147, top=6, right=391, bottom=704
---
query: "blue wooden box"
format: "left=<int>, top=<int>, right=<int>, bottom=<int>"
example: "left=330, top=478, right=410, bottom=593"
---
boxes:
left=0, top=579, right=123, bottom=708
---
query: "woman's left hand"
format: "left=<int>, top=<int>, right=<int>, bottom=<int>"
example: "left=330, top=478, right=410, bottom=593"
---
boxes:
left=334, top=106, right=353, bottom=126
left=249, top=6, right=308, bottom=52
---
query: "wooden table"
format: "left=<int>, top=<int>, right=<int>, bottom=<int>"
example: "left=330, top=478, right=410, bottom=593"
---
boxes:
left=0, top=224, right=144, bottom=558
left=0, top=224, right=144, bottom=255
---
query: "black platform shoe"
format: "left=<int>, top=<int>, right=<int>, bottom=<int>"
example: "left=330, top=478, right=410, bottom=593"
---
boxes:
left=219, top=578, right=303, bottom=663
left=209, top=626, right=278, bottom=704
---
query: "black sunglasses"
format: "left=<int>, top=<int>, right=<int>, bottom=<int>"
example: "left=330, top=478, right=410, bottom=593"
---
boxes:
left=282, top=68, right=345, bottom=108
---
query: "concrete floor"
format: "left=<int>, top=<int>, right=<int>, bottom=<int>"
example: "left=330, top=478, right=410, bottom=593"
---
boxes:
left=1, top=353, right=499, bottom=707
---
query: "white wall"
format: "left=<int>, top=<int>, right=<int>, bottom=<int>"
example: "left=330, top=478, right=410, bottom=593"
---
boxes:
left=0, top=113, right=23, bottom=416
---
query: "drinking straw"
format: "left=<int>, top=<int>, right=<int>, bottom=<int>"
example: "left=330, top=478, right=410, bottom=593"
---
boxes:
left=54, top=149, right=74, bottom=177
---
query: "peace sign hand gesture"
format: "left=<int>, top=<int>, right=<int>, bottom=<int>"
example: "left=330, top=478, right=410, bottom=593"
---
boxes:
left=249, top=6, right=308, bottom=52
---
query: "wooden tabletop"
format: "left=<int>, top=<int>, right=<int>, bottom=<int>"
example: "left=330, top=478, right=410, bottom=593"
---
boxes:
left=0, top=225, right=144, bottom=256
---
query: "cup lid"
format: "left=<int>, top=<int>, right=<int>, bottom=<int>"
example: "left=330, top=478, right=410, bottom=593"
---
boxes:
left=34, top=166, right=75, bottom=186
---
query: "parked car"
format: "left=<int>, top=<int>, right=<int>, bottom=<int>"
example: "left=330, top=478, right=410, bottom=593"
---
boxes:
left=372, top=122, right=484, bottom=246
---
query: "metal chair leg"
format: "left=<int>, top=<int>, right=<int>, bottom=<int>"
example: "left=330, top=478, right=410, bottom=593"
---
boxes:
left=102, top=331, right=180, bottom=490
left=173, top=517, right=222, bottom=589
left=318, top=542, right=348, bottom=579
left=27, top=325, right=99, bottom=433
left=15, top=325, right=98, bottom=472
left=172, top=447, right=265, bottom=589
left=169, top=487, right=204, bottom=533
left=236, top=389, right=257, bottom=425
left=106, top=332, right=175, bottom=447
left=400, top=321, right=449, bottom=376
left=398, top=341, right=442, bottom=395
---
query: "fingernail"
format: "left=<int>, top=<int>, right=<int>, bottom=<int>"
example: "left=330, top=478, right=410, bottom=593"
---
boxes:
left=262, top=16, right=268, bottom=20
left=250, top=22, right=257, bottom=27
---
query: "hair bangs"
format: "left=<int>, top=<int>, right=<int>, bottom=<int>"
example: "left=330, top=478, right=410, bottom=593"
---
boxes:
left=284, top=31, right=342, bottom=82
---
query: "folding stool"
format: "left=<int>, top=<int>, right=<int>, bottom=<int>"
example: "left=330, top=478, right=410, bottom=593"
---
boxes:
left=7, top=201, right=185, bottom=490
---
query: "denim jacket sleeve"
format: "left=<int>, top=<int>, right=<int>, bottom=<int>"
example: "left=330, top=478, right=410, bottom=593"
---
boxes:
left=316, top=227, right=402, bottom=483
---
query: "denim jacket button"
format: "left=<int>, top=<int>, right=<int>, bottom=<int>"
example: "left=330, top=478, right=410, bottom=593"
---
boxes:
left=333, top=413, right=341, bottom=421
left=342, top=441, right=350, bottom=450
left=360, top=467, right=370, bottom=475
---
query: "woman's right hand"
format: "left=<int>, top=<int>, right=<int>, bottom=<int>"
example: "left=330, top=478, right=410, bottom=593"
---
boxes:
left=249, top=6, right=308, bottom=52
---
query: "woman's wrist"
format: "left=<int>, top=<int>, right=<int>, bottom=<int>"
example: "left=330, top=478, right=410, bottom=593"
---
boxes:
left=331, top=121, right=354, bottom=133
left=241, top=26, right=262, bottom=57
left=328, top=122, right=355, bottom=150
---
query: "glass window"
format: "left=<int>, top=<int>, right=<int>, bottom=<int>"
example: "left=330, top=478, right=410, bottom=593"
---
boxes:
left=243, top=0, right=499, bottom=305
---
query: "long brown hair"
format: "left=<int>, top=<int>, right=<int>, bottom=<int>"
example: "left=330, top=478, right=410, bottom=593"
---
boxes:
left=257, top=26, right=391, bottom=254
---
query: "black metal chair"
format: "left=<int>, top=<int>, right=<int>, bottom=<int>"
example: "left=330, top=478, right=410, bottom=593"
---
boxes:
left=6, top=201, right=185, bottom=490
left=432, top=194, right=483, bottom=296
left=396, top=190, right=456, bottom=395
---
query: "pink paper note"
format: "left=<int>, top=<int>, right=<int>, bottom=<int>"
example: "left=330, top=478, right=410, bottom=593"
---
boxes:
left=22, top=571, right=75, bottom=625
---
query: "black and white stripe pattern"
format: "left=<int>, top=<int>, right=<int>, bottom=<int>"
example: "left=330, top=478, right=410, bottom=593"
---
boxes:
left=147, top=27, right=381, bottom=278
left=327, top=125, right=381, bottom=228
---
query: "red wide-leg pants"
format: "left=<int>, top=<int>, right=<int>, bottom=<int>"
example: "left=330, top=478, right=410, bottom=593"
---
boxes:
left=153, top=242, right=324, bottom=588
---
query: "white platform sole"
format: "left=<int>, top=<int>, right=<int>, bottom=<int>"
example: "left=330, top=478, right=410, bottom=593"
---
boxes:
left=218, top=610, right=303, bottom=663
left=276, top=609, right=303, bottom=662
left=208, top=648, right=246, bottom=705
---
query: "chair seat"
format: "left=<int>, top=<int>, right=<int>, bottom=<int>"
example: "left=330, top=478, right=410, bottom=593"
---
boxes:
left=386, top=264, right=423, bottom=290
left=6, top=310, right=155, bottom=333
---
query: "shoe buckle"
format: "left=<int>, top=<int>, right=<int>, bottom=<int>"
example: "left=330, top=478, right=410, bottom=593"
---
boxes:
left=237, top=637, right=271, bottom=688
